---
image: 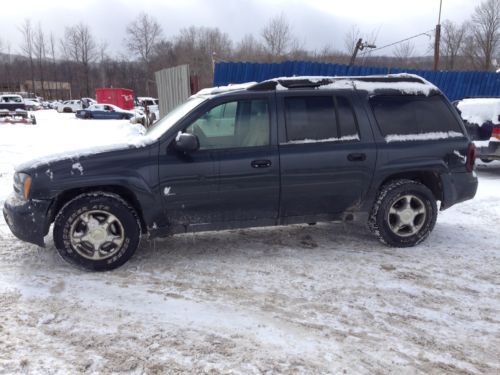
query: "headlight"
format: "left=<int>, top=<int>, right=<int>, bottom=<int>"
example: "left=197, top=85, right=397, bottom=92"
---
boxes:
left=13, top=172, right=32, bottom=200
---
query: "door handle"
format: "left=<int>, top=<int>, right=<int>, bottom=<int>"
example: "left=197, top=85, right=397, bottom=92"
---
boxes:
left=347, top=153, right=366, bottom=162
left=251, top=159, right=272, bottom=168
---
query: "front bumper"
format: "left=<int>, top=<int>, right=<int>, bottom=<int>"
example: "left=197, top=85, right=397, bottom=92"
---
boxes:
left=2, top=194, right=53, bottom=247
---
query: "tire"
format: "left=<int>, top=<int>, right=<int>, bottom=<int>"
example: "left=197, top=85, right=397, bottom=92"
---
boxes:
left=53, top=192, right=141, bottom=271
left=368, top=179, right=437, bottom=247
left=480, top=158, right=493, bottom=163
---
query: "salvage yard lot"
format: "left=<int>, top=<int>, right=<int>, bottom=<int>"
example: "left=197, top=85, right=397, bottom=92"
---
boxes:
left=0, top=110, right=499, bottom=373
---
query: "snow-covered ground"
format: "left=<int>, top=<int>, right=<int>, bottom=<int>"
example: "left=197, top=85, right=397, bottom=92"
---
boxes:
left=0, top=110, right=499, bottom=373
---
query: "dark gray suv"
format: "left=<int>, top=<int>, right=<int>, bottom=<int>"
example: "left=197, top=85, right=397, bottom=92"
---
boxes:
left=3, top=74, right=478, bottom=270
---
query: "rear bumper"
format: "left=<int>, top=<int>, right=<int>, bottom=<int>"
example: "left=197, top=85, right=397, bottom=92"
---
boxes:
left=440, top=172, right=478, bottom=210
left=2, top=194, right=53, bottom=247
left=477, top=141, right=500, bottom=161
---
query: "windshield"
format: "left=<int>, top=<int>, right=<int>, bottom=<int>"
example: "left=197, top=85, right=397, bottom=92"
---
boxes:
left=145, top=97, right=206, bottom=140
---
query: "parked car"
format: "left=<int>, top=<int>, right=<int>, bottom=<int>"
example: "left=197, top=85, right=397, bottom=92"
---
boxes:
left=56, top=100, right=83, bottom=113
left=0, top=94, right=36, bottom=124
left=24, top=98, right=43, bottom=111
left=76, top=103, right=136, bottom=120
left=3, top=74, right=478, bottom=271
left=455, top=98, right=500, bottom=163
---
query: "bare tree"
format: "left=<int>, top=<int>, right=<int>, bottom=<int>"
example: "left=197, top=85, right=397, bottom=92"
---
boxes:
left=33, top=23, right=47, bottom=97
left=470, top=0, right=500, bottom=70
left=393, top=41, right=415, bottom=67
left=234, top=34, right=266, bottom=61
left=61, top=23, right=98, bottom=97
left=441, top=20, right=469, bottom=70
left=19, top=19, right=36, bottom=95
left=125, top=13, right=162, bottom=95
left=49, top=33, right=60, bottom=99
left=344, top=25, right=362, bottom=55
left=261, top=13, right=297, bottom=60
left=174, top=26, right=232, bottom=88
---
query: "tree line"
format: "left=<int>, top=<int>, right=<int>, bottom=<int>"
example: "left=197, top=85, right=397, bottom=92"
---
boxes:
left=0, top=0, right=498, bottom=99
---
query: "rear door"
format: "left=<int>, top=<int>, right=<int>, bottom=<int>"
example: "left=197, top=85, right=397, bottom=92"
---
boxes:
left=277, top=91, right=376, bottom=219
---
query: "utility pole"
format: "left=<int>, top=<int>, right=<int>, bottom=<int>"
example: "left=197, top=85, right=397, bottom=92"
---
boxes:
left=433, top=0, right=443, bottom=71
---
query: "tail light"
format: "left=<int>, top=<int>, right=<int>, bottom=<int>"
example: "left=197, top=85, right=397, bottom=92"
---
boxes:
left=492, top=126, right=500, bottom=140
left=466, top=142, right=476, bottom=172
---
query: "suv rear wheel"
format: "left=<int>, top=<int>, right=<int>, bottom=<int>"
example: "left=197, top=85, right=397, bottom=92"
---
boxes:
left=369, top=179, right=437, bottom=247
left=53, top=192, right=141, bottom=271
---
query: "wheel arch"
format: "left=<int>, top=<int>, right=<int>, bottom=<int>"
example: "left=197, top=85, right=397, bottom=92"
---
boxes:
left=378, top=171, right=443, bottom=203
left=51, top=185, right=148, bottom=234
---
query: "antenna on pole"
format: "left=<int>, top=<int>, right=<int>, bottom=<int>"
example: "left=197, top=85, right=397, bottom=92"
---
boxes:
left=349, top=39, right=377, bottom=66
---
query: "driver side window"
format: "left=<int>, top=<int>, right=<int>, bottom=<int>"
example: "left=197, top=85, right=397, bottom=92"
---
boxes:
left=185, top=99, right=270, bottom=150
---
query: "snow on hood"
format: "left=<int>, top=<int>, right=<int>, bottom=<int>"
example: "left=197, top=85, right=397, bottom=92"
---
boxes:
left=15, top=122, right=150, bottom=171
left=456, top=98, right=500, bottom=126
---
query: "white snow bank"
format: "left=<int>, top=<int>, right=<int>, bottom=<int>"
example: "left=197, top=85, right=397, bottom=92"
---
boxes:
left=456, top=98, right=500, bottom=126
left=385, top=131, right=464, bottom=143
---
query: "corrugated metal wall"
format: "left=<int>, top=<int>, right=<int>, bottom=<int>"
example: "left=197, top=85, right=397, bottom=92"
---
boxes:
left=214, top=61, right=500, bottom=101
left=155, top=65, right=191, bottom=118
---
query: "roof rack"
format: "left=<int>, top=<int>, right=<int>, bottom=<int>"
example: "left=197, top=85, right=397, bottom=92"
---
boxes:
left=248, top=74, right=429, bottom=91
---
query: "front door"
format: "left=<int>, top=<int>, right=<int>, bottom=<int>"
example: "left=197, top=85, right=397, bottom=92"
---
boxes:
left=162, top=96, right=280, bottom=228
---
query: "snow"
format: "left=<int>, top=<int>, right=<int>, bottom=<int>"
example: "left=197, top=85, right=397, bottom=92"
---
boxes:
left=0, top=110, right=499, bottom=373
left=71, top=163, right=84, bottom=175
left=285, top=134, right=360, bottom=144
left=263, top=73, right=437, bottom=95
left=456, top=98, right=500, bottom=125
left=7, top=112, right=148, bottom=171
left=193, top=82, right=257, bottom=97
left=385, top=131, right=464, bottom=143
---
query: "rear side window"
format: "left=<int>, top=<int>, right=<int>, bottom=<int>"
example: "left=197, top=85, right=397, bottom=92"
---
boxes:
left=370, top=95, right=463, bottom=136
left=284, top=96, right=359, bottom=142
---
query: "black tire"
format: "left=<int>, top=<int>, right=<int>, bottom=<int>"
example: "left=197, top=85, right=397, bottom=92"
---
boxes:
left=53, top=192, right=141, bottom=271
left=480, top=158, right=493, bottom=163
left=368, top=179, right=437, bottom=247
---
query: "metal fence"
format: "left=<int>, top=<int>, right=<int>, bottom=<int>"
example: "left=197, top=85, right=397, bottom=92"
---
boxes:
left=155, top=65, right=191, bottom=118
left=214, top=61, right=500, bottom=101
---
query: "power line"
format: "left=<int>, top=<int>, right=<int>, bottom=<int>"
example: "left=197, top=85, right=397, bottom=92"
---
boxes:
left=361, top=29, right=435, bottom=55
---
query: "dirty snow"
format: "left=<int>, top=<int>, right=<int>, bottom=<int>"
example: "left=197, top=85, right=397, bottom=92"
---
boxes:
left=0, top=110, right=499, bottom=373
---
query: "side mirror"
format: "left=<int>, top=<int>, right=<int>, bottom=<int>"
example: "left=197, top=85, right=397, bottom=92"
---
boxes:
left=175, top=133, right=199, bottom=153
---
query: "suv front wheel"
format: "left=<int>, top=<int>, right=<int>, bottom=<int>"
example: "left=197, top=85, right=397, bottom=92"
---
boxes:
left=53, top=192, right=141, bottom=271
left=369, top=179, right=437, bottom=247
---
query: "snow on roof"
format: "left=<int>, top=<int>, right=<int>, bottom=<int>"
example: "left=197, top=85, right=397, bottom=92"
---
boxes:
left=352, top=79, right=437, bottom=96
left=456, top=98, right=500, bottom=125
left=251, top=73, right=438, bottom=95
left=192, top=82, right=257, bottom=97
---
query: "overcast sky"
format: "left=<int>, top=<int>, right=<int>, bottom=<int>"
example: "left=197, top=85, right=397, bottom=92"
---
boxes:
left=1, top=0, right=482, bottom=58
